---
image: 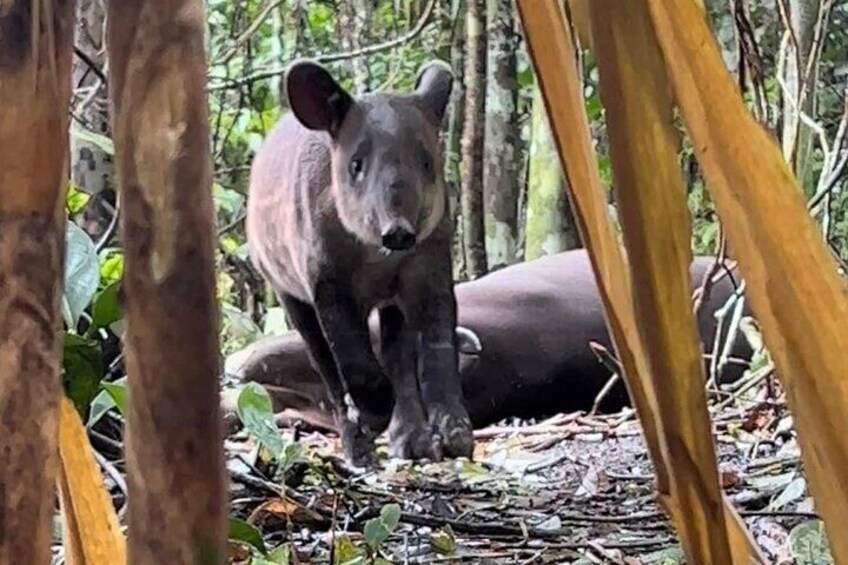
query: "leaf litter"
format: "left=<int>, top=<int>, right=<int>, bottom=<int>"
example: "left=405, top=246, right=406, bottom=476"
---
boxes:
left=219, top=375, right=829, bottom=564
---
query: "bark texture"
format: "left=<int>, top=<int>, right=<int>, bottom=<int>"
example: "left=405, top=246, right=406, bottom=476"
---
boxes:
left=445, top=0, right=467, bottom=277
left=525, top=88, right=580, bottom=260
left=782, top=0, right=822, bottom=193
left=106, top=2, right=227, bottom=563
left=0, top=1, right=76, bottom=562
left=460, top=0, right=488, bottom=278
left=483, top=0, right=520, bottom=270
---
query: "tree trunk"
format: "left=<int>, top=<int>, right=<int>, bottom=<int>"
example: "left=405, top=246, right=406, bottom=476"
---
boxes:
left=106, top=2, right=227, bottom=563
left=445, top=0, right=467, bottom=278
left=483, top=0, right=520, bottom=270
left=461, top=0, right=488, bottom=279
left=782, top=0, right=822, bottom=194
left=72, top=0, right=116, bottom=243
left=339, top=0, right=372, bottom=90
left=0, top=1, right=76, bottom=562
left=525, top=88, right=580, bottom=259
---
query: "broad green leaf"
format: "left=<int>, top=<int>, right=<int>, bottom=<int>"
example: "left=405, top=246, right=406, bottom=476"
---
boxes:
left=363, top=503, right=401, bottom=550
left=102, top=379, right=127, bottom=417
left=63, top=220, right=100, bottom=328
left=228, top=517, right=267, bottom=557
left=789, top=520, right=833, bottom=564
left=62, top=333, right=103, bottom=415
left=237, top=383, right=285, bottom=458
left=91, top=280, right=122, bottom=329
left=71, top=123, right=115, bottom=155
left=87, top=377, right=127, bottom=428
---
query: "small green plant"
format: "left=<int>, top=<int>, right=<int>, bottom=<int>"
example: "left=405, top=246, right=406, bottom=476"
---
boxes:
left=236, top=383, right=304, bottom=472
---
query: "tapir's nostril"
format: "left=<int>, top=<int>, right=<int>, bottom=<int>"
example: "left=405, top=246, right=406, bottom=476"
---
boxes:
left=381, top=224, right=417, bottom=250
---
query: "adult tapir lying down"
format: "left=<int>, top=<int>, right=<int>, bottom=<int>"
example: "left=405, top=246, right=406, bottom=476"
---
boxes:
left=228, top=249, right=754, bottom=432
left=246, top=59, right=471, bottom=466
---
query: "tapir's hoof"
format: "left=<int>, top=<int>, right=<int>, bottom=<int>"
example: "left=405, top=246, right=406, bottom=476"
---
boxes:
left=339, top=418, right=382, bottom=468
left=387, top=425, right=442, bottom=461
left=430, top=404, right=474, bottom=459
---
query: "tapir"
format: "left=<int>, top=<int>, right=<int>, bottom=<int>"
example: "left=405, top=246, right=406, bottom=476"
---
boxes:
left=246, top=59, right=472, bottom=466
left=227, top=249, right=754, bottom=432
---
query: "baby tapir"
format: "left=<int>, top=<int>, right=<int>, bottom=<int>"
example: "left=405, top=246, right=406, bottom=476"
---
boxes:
left=246, top=59, right=472, bottom=466
left=228, top=250, right=754, bottom=430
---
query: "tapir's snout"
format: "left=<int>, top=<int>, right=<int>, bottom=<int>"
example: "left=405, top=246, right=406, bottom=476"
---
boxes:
left=381, top=220, right=417, bottom=250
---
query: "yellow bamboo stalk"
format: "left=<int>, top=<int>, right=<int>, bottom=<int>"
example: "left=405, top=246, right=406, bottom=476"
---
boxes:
left=647, top=1, right=848, bottom=561
left=57, top=396, right=127, bottom=564
left=515, top=1, right=764, bottom=562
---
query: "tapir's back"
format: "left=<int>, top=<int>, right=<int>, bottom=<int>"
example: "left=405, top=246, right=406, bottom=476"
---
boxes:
left=246, top=114, right=333, bottom=302
left=454, top=250, right=750, bottom=425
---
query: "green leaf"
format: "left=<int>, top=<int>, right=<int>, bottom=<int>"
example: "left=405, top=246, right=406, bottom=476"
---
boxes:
left=99, top=252, right=124, bottom=286
left=363, top=503, right=401, bottom=550
left=429, top=524, right=456, bottom=555
left=789, top=520, right=833, bottom=564
left=71, top=123, right=115, bottom=155
left=237, top=383, right=285, bottom=458
left=91, top=280, right=122, bottom=329
left=67, top=184, right=91, bottom=215
left=87, top=377, right=127, bottom=428
left=263, top=307, right=290, bottom=336
left=213, top=183, right=246, bottom=217
left=228, top=517, right=267, bottom=557
left=334, top=535, right=366, bottom=565
left=62, top=332, right=104, bottom=415
left=102, top=378, right=128, bottom=417
left=250, top=543, right=290, bottom=565
left=63, top=221, right=100, bottom=328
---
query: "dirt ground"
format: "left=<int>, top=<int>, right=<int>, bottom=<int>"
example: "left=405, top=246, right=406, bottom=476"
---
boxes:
left=224, top=384, right=830, bottom=564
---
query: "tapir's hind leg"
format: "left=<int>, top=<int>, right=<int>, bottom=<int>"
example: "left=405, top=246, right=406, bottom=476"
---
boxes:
left=378, top=305, right=441, bottom=460
left=281, top=294, right=391, bottom=466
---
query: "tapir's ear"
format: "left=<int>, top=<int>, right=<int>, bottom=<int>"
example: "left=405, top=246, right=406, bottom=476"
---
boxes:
left=456, top=326, right=482, bottom=356
left=414, top=59, right=454, bottom=124
left=285, top=59, right=353, bottom=137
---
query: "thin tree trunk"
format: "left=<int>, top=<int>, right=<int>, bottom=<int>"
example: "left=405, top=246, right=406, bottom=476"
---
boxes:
left=0, top=1, right=76, bottom=562
left=782, top=0, right=822, bottom=194
left=483, top=0, right=520, bottom=270
left=340, top=0, right=372, bottom=90
left=461, top=0, right=488, bottom=278
left=106, top=2, right=227, bottom=562
left=446, top=0, right=467, bottom=278
left=525, top=88, right=580, bottom=259
left=72, top=0, right=115, bottom=243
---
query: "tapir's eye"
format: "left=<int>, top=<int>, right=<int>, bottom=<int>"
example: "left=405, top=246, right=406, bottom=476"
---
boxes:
left=349, top=158, right=364, bottom=180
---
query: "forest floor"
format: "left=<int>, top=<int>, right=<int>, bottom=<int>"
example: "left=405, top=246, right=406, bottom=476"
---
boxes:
left=224, top=385, right=830, bottom=565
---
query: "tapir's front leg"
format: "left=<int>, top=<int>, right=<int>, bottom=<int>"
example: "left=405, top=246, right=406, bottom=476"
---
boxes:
left=378, top=305, right=441, bottom=460
left=407, top=245, right=474, bottom=459
left=312, top=279, right=395, bottom=465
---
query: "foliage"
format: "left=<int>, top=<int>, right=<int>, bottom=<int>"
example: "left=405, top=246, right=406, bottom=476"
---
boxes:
left=236, top=383, right=304, bottom=471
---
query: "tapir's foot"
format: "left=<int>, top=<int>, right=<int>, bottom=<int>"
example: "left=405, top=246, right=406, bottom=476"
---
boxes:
left=387, top=410, right=441, bottom=461
left=337, top=401, right=390, bottom=468
left=429, top=402, right=474, bottom=459
left=339, top=419, right=380, bottom=468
